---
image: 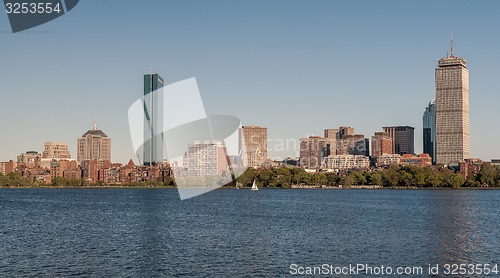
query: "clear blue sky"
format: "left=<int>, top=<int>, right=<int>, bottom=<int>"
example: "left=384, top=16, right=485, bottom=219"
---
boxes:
left=1, top=0, right=500, bottom=163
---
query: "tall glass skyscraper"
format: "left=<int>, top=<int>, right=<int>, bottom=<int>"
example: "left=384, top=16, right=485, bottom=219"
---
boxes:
left=423, top=100, right=436, bottom=164
left=435, top=48, right=470, bottom=165
left=143, top=72, right=164, bottom=166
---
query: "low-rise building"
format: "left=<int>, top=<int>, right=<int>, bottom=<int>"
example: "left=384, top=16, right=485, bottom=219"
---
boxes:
left=42, top=142, right=71, bottom=159
left=81, top=159, right=111, bottom=182
left=325, top=155, right=370, bottom=171
left=459, top=158, right=483, bottom=179
left=50, top=159, right=79, bottom=179
left=0, top=161, right=16, bottom=176
left=17, top=151, right=41, bottom=168
left=376, top=154, right=402, bottom=168
left=400, top=154, right=432, bottom=168
left=184, top=140, right=228, bottom=176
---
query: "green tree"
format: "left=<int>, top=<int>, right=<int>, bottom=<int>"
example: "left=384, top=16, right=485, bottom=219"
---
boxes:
left=398, top=170, right=414, bottom=187
left=349, top=171, right=366, bottom=185
left=409, top=167, right=426, bottom=187
left=52, top=176, right=69, bottom=187
left=270, top=167, right=292, bottom=188
left=341, top=175, right=353, bottom=187
left=325, top=172, right=340, bottom=186
left=312, top=173, right=327, bottom=186
left=68, top=179, right=81, bottom=187
left=257, top=168, right=273, bottom=187
left=367, top=172, right=383, bottom=186
left=440, top=168, right=454, bottom=187
left=465, top=174, right=479, bottom=187
left=424, top=168, right=442, bottom=187
left=292, top=169, right=309, bottom=185
left=478, top=163, right=496, bottom=186
left=495, top=166, right=500, bottom=187
left=290, top=168, right=305, bottom=185
left=385, top=165, right=400, bottom=187
left=447, top=173, right=465, bottom=188
left=0, top=174, right=8, bottom=187
left=163, top=176, right=175, bottom=186
left=236, top=168, right=257, bottom=187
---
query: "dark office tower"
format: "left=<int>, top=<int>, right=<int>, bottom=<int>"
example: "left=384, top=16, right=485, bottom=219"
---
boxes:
left=423, top=100, right=436, bottom=164
left=383, top=126, right=415, bottom=155
left=143, top=71, right=165, bottom=166
left=435, top=40, right=470, bottom=165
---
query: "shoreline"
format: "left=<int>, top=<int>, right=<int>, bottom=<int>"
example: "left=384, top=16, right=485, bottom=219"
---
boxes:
left=0, top=185, right=498, bottom=190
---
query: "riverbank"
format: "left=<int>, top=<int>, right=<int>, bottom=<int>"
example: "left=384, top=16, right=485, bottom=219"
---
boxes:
left=1, top=185, right=499, bottom=189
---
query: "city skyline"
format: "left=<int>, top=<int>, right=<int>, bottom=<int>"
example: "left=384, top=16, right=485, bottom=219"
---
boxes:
left=2, top=1, right=500, bottom=163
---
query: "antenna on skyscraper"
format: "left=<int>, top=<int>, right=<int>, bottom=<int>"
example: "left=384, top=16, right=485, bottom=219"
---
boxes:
left=450, top=32, right=454, bottom=57
left=149, top=67, right=153, bottom=75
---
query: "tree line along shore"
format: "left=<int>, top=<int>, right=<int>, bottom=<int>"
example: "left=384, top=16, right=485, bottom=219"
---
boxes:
left=1, top=164, right=500, bottom=189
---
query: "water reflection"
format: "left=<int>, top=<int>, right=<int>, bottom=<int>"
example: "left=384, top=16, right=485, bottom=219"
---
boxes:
left=424, top=191, right=482, bottom=265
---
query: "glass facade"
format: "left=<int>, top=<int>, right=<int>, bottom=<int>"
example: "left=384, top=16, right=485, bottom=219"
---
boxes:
left=423, top=100, right=436, bottom=164
left=143, top=73, right=164, bottom=166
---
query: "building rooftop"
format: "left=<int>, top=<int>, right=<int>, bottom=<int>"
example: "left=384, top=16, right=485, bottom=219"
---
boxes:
left=82, top=121, right=108, bottom=137
left=438, top=56, right=467, bottom=67
left=82, top=130, right=108, bottom=137
left=383, top=126, right=415, bottom=130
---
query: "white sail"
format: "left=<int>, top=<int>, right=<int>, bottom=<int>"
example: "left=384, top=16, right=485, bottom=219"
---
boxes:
left=251, top=180, right=258, bottom=191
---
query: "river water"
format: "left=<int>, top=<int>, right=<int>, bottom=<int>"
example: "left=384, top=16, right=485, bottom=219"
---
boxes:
left=1, top=188, right=499, bottom=277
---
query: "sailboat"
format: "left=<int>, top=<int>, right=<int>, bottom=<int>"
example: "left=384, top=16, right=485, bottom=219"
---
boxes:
left=251, top=180, right=258, bottom=191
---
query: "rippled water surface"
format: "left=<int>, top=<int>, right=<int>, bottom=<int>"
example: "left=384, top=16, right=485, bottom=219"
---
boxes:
left=1, top=189, right=499, bottom=277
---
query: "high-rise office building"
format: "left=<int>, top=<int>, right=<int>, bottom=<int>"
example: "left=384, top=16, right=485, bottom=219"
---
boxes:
left=77, top=122, right=111, bottom=164
left=42, top=142, right=71, bottom=159
left=143, top=71, right=165, bottom=166
left=324, top=128, right=340, bottom=139
left=240, top=126, right=267, bottom=167
left=383, top=126, right=415, bottom=155
left=337, top=126, right=354, bottom=139
left=324, top=127, right=365, bottom=156
left=423, top=100, right=436, bottom=164
left=371, top=132, right=393, bottom=158
left=337, top=135, right=369, bottom=156
left=435, top=43, right=470, bottom=165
